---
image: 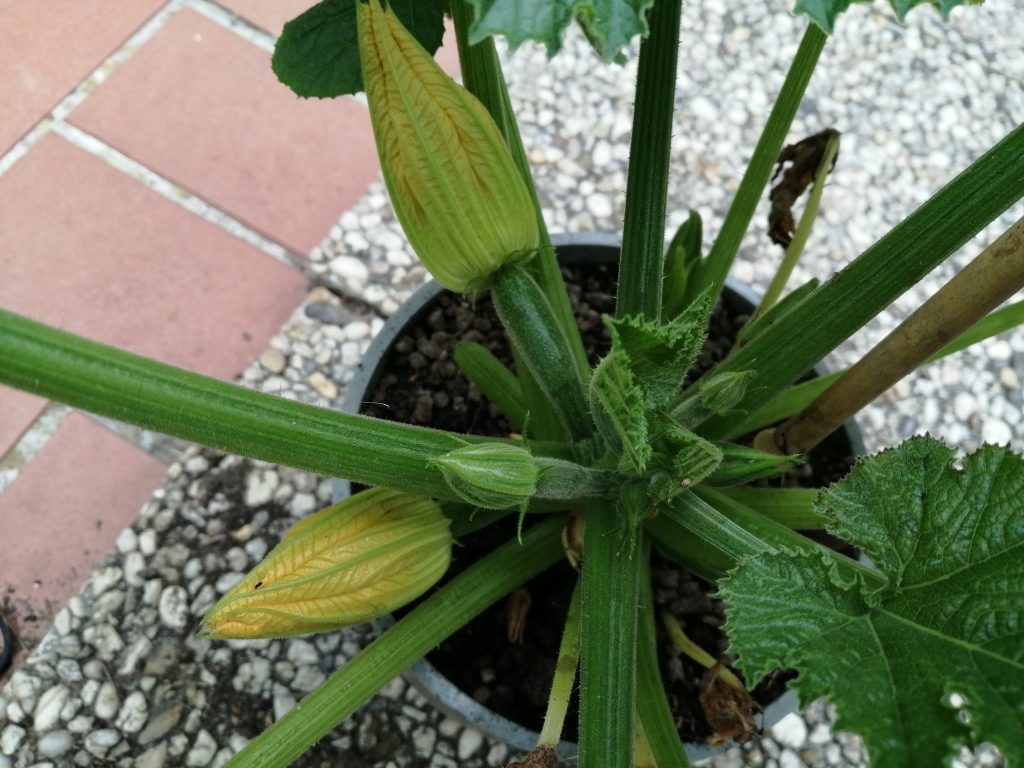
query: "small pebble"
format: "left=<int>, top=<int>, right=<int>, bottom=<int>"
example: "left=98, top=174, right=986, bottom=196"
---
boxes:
left=83, top=728, right=120, bottom=757
left=33, top=685, right=70, bottom=732
left=244, top=469, right=279, bottom=507
left=772, top=713, right=808, bottom=750
left=158, top=586, right=190, bottom=631
left=93, top=683, right=119, bottom=721
left=37, top=730, right=73, bottom=759
left=259, top=348, right=287, bottom=374
left=308, top=372, right=339, bottom=400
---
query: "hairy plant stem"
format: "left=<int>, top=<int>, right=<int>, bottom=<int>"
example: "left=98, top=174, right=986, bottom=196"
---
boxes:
left=774, top=215, right=1024, bottom=454
left=225, top=515, right=565, bottom=768
left=580, top=499, right=642, bottom=768
left=449, top=1, right=572, bottom=441
left=728, top=296, right=1024, bottom=438
left=617, top=0, right=683, bottom=320
left=694, top=487, right=886, bottom=590
left=753, top=132, right=840, bottom=320
left=450, top=0, right=589, bottom=379
left=0, top=309, right=540, bottom=501
left=537, top=580, right=582, bottom=748
left=634, top=721, right=657, bottom=768
left=689, top=23, right=828, bottom=305
left=636, top=546, right=691, bottom=766
left=491, top=265, right=593, bottom=441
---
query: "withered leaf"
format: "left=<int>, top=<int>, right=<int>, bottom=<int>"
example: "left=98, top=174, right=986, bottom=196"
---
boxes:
left=698, top=664, right=762, bottom=746
left=768, top=128, right=840, bottom=248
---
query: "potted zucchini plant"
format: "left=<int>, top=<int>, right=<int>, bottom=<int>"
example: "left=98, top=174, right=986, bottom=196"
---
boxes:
left=1, top=0, right=1022, bottom=766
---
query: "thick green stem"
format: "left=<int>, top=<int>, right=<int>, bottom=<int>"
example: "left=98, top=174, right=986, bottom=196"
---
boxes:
left=0, top=309, right=493, bottom=500
left=491, top=265, right=593, bottom=440
left=713, top=487, right=826, bottom=529
left=729, top=296, right=1024, bottom=438
left=453, top=341, right=527, bottom=429
left=694, top=487, right=885, bottom=589
left=450, top=0, right=589, bottom=378
left=636, top=548, right=691, bottom=767
left=753, top=132, right=840, bottom=319
left=537, top=580, right=582, bottom=748
left=689, top=23, right=828, bottom=305
left=616, top=0, right=683, bottom=320
left=688, top=121, right=1024, bottom=438
left=652, top=491, right=767, bottom=565
left=225, top=515, right=565, bottom=768
left=775, top=215, right=1024, bottom=454
left=580, top=498, right=642, bottom=768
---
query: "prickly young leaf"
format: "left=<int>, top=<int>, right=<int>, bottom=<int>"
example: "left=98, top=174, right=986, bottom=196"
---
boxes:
left=201, top=489, right=451, bottom=639
left=666, top=423, right=723, bottom=488
left=794, top=0, right=985, bottom=35
left=359, top=0, right=539, bottom=292
left=272, top=0, right=447, bottom=98
left=605, top=295, right=711, bottom=408
left=466, top=0, right=655, bottom=60
left=721, top=438, right=1024, bottom=766
left=590, top=348, right=651, bottom=474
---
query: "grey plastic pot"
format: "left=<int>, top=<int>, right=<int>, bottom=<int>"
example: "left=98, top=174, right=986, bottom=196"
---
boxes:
left=336, top=232, right=864, bottom=762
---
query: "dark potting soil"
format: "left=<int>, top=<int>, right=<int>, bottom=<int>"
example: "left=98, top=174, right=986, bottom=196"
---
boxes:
left=362, top=262, right=856, bottom=745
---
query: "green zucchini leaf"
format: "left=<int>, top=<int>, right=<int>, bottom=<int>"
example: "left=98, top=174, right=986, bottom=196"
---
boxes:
left=721, top=437, right=1024, bottom=766
left=273, top=0, right=447, bottom=98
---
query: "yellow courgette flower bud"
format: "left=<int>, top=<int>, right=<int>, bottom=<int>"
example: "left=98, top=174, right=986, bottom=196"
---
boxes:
left=200, top=488, right=451, bottom=639
left=358, top=0, right=539, bottom=292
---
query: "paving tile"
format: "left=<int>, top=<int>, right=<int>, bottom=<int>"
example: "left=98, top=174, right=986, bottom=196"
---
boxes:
left=219, top=0, right=314, bottom=36
left=0, top=412, right=166, bottom=638
left=0, top=388, right=46, bottom=460
left=0, top=0, right=163, bottom=154
left=436, top=22, right=462, bottom=79
left=0, top=134, right=308, bottom=383
left=69, top=8, right=381, bottom=256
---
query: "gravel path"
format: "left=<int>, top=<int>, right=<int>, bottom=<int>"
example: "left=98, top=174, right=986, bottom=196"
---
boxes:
left=3, top=1, right=1022, bottom=766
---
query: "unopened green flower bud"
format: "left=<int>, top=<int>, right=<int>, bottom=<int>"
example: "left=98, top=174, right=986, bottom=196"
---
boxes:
left=201, top=489, right=451, bottom=639
left=358, top=0, right=539, bottom=292
left=430, top=443, right=538, bottom=510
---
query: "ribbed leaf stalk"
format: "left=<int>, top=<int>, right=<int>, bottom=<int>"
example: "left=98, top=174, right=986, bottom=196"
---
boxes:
left=688, top=24, right=828, bottom=305
left=773, top=215, right=1024, bottom=454
left=617, top=0, right=684, bottom=320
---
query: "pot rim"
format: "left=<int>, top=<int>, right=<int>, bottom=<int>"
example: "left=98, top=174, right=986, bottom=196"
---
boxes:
left=336, top=232, right=862, bottom=760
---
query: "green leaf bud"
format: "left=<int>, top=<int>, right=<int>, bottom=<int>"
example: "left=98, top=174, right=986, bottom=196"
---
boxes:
left=357, top=0, right=540, bottom=292
left=698, top=370, right=756, bottom=414
left=672, top=436, right=723, bottom=488
left=430, top=442, right=538, bottom=510
left=201, top=488, right=451, bottom=639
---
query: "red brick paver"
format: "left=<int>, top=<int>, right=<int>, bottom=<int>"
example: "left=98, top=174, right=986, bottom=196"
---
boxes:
left=1, top=0, right=391, bottom=670
left=0, top=412, right=167, bottom=644
left=70, top=8, right=381, bottom=256
left=0, top=134, right=308, bottom=380
left=219, top=0, right=316, bottom=36
left=0, top=389, right=46, bottom=461
left=0, top=0, right=163, bottom=155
